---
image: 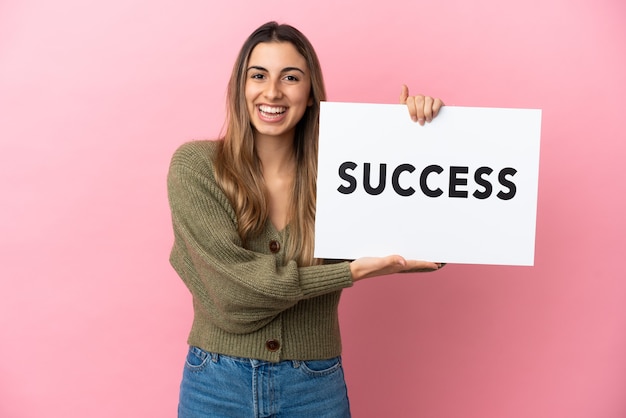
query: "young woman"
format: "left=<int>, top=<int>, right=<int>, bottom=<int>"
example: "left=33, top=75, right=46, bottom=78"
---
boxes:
left=168, top=21, right=444, bottom=418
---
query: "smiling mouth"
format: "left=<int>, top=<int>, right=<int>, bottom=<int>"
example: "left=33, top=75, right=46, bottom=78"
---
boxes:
left=258, top=105, right=287, bottom=120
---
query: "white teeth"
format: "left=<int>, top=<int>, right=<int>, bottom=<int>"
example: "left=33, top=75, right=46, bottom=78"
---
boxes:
left=259, top=105, right=286, bottom=114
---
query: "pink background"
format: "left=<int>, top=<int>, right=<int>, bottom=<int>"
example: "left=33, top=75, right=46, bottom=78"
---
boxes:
left=1, top=0, right=625, bottom=417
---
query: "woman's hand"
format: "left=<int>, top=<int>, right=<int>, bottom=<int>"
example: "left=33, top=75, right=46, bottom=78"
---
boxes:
left=350, top=256, right=443, bottom=282
left=400, top=84, right=444, bottom=126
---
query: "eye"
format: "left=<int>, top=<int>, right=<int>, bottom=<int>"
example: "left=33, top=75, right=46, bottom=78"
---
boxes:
left=283, top=74, right=299, bottom=82
left=250, top=73, right=265, bottom=80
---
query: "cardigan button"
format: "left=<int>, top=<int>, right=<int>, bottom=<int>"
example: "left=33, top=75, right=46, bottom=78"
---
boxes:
left=265, top=339, right=280, bottom=352
left=269, top=240, right=280, bottom=253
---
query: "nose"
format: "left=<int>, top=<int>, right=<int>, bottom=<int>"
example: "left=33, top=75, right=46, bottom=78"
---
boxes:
left=264, top=79, right=283, bottom=100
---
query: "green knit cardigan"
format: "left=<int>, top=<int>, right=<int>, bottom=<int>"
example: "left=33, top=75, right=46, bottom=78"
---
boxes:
left=167, top=140, right=354, bottom=362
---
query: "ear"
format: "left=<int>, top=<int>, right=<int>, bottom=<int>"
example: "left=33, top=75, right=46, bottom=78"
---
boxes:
left=308, top=95, right=314, bottom=107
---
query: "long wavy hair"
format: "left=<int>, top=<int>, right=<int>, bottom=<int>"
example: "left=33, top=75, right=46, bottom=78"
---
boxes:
left=213, top=21, right=327, bottom=266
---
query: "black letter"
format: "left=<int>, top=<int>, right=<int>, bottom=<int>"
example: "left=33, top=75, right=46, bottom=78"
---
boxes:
left=363, top=163, right=387, bottom=195
left=420, top=165, right=443, bottom=197
left=337, top=161, right=357, bottom=194
left=449, top=166, right=469, bottom=198
left=497, top=167, right=517, bottom=200
left=392, top=164, right=416, bottom=196
left=473, top=166, right=493, bottom=199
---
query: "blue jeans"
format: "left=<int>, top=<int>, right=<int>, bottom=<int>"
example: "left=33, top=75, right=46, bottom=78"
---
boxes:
left=178, top=346, right=351, bottom=417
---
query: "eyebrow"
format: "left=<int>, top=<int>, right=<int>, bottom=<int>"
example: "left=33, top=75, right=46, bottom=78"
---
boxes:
left=246, top=65, right=306, bottom=75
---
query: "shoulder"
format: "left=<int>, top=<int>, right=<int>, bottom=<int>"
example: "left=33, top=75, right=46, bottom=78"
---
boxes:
left=170, top=140, right=222, bottom=171
left=168, top=140, right=224, bottom=190
left=167, top=140, right=234, bottom=214
left=169, top=140, right=224, bottom=182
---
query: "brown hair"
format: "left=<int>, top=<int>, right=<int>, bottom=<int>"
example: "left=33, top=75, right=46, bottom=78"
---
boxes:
left=213, top=21, right=327, bottom=266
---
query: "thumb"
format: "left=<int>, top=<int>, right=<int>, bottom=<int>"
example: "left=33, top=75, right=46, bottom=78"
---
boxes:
left=399, top=84, right=409, bottom=104
left=386, top=255, right=407, bottom=268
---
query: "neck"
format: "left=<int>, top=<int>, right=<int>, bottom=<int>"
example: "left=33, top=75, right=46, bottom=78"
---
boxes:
left=255, top=134, right=296, bottom=176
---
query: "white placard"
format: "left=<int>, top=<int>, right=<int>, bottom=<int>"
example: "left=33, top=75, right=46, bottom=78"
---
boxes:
left=315, top=102, right=542, bottom=266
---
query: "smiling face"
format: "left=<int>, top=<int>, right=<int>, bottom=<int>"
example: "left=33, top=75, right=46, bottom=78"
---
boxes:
left=245, top=41, right=313, bottom=143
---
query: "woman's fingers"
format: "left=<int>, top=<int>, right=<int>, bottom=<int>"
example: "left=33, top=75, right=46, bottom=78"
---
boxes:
left=399, top=84, right=410, bottom=104
left=401, top=85, right=444, bottom=125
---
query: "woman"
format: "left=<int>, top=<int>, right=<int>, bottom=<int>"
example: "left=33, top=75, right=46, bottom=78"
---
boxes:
left=168, top=21, right=444, bottom=418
